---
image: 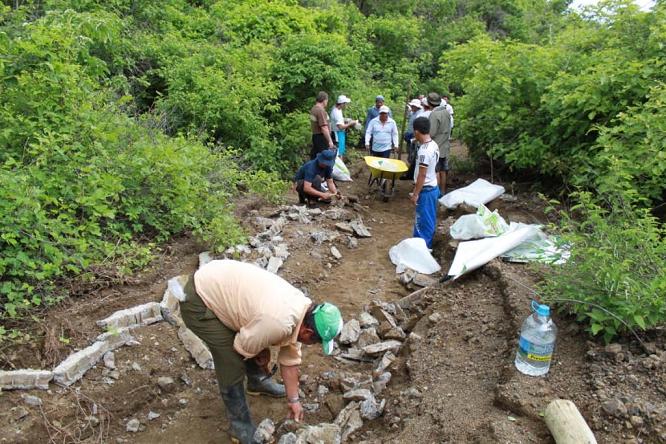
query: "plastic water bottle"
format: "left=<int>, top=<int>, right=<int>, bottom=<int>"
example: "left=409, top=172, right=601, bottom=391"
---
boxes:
left=515, top=301, right=557, bottom=376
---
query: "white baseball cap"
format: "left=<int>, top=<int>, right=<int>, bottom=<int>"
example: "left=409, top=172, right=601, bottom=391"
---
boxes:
left=408, top=99, right=422, bottom=109
left=379, top=105, right=390, bottom=114
left=336, top=95, right=351, bottom=104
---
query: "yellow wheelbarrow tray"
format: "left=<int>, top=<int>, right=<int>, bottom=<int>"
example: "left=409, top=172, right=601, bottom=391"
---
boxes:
left=364, top=156, right=408, bottom=202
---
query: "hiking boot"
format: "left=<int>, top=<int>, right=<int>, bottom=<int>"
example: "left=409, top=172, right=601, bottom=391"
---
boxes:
left=220, top=382, right=258, bottom=444
left=245, top=360, right=285, bottom=398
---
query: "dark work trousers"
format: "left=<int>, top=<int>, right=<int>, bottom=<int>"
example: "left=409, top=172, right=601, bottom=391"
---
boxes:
left=405, top=140, right=418, bottom=178
left=180, top=277, right=246, bottom=388
left=310, top=133, right=328, bottom=159
left=295, top=175, right=325, bottom=204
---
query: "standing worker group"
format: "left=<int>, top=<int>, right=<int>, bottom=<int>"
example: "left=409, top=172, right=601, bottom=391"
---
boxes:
left=181, top=260, right=343, bottom=444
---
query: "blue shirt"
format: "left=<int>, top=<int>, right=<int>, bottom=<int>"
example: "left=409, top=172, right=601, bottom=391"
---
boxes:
left=407, top=109, right=423, bottom=134
left=294, top=159, right=333, bottom=183
left=365, top=117, right=399, bottom=152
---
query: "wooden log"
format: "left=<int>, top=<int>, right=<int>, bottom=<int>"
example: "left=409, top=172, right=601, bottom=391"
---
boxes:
left=544, top=399, right=597, bottom=444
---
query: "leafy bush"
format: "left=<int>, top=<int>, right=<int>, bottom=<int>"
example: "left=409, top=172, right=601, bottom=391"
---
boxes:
left=540, top=192, right=666, bottom=342
left=440, top=3, right=666, bottom=204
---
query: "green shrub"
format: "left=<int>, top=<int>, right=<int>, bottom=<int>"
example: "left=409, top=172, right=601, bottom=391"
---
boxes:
left=540, top=192, right=666, bottom=342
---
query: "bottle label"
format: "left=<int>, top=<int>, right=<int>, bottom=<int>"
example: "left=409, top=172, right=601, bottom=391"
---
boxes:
left=518, top=336, right=553, bottom=363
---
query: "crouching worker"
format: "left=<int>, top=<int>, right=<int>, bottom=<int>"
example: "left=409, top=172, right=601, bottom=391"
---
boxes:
left=181, top=260, right=343, bottom=444
left=293, top=149, right=340, bottom=205
left=410, top=116, right=440, bottom=248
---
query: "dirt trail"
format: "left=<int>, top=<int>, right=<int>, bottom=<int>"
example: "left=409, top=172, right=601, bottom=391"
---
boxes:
left=2, top=147, right=665, bottom=443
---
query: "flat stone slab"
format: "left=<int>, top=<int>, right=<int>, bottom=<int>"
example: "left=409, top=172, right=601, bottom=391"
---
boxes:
left=335, top=401, right=363, bottom=442
left=54, top=330, right=134, bottom=386
left=330, top=246, right=342, bottom=260
left=160, top=275, right=189, bottom=326
left=296, top=423, right=341, bottom=444
left=362, top=340, right=402, bottom=356
left=343, top=388, right=373, bottom=402
left=335, top=222, right=354, bottom=234
left=97, top=302, right=163, bottom=330
left=266, top=256, right=284, bottom=274
left=178, top=326, right=214, bottom=369
left=273, top=244, right=289, bottom=260
left=0, top=369, right=53, bottom=390
left=349, top=220, right=372, bottom=238
left=339, top=319, right=361, bottom=345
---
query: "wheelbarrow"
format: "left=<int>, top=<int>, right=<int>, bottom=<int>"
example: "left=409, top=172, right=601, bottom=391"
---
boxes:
left=364, top=156, right=408, bottom=202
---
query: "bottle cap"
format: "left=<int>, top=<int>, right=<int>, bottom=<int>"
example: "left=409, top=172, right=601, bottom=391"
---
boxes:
left=531, top=300, right=550, bottom=317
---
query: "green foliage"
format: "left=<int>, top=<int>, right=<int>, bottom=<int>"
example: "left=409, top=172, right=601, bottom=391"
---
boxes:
left=442, top=2, right=666, bottom=203
left=274, top=33, right=360, bottom=108
left=4, top=0, right=662, bottom=346
left=540, top=192, right=666, bottom=342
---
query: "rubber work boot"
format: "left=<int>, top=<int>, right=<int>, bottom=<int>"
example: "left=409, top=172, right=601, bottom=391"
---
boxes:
left=220, top=382, right=258, bottom=444
left=245, top=360, right=286, bottom=397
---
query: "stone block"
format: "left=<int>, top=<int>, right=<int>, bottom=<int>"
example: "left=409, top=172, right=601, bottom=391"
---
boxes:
left=362, top=341, right=402, bottom=357
left=177, top=326, right=214, bottom=370
left=335, top=401, right=363, bottom=442
left=373, top=352, right=397, bottom=377
left=267, top=256, right=284, bottom=274
left=273, top=244, right=290, bottom=260
left=0, top=369, right=53, bottom=390
left=358, top=312, right=379, bottom=328
left=296, top=423, right=342, bottom=444
left=339, top=319, right=361, bottom=345
left=54, top=330, right=133, bottom=386
left=198, top=251, right=213, bottom=269
left=343, top=388, right=373, bottom=402
left=254, top=418, right=276, bottom=443
left=349, top=220, right=371, bottom=238
left=160, top=275, right=189, bottom=326
left=330, top=246, right=342, bottom=260
left=97, top=302, right=163, bottom=330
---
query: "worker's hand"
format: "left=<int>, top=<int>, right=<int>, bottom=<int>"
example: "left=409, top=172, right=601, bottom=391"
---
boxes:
left=335, top=191, right=343, bottom=200
left=287, top=400, right=304, bottom=422
left=254, top=348, right=271, bottom=375
left=323, top=192, right=335, bottom=200
left=410, top=192, right=419, bottom=206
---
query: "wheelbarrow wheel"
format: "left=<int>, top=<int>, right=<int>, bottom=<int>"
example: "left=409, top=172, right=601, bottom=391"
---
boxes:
left=380, top=178, right=389, bottom=202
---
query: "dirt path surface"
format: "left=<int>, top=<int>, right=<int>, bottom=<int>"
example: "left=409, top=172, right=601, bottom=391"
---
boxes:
left=2, top=146, right=665, bottom=443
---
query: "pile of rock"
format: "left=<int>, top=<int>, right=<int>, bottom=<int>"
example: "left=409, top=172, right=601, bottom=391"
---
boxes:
left=216, top=204, right=372, bottom=276
left=252, top=288, right=435, bottom=443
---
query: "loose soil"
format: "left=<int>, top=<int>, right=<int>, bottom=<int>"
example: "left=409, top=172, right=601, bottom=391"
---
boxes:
left=1, top=143, right=665, bottom=443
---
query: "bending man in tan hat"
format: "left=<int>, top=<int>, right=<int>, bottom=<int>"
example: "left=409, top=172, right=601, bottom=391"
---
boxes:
left=181, top=260, right=343, bottom=444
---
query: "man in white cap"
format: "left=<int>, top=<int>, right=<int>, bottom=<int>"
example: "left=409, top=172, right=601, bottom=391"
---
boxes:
left=329, top=95, right=358, bottom=159
left=404, top=98, right=424, bottom=144
left=365, top=105, right=399, bottom=158
left=400, top=98, right=424, bottom=180
left=181, top=260, right=344, bottom=444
